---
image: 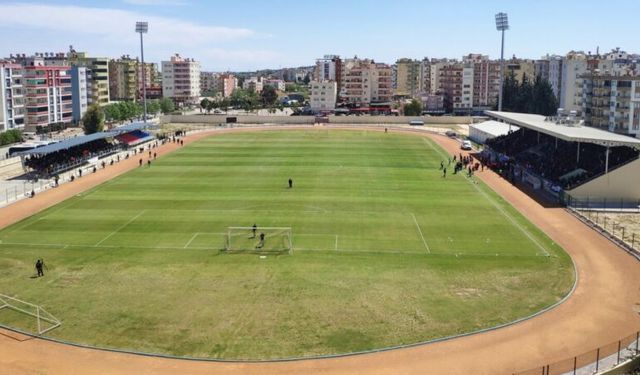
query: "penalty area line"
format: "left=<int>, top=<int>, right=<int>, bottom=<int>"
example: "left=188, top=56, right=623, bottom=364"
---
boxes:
left=94, top=210, right=146, bottom=247
left=184, top=232, right=200, bottom=249
left=412, top=213, right=430, bottom=253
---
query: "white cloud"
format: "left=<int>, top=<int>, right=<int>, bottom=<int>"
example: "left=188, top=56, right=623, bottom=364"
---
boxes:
left=0, top=3, right=283, bottom=70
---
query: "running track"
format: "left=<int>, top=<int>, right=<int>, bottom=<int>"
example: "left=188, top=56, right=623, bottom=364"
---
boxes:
left=1, top=126, right=639, bottom=374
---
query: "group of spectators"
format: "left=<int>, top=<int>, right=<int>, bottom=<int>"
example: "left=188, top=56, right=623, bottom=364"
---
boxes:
left=24, top=139, right=118, bottom=177
left=485, top=128, right=638, bottom=189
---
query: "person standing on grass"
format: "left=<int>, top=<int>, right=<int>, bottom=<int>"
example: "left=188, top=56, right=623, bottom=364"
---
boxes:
left=442, top=167, right=447, bottom=178
left=147, top=160, right=151, bottom=167
left=288, top=178, right=293, bottom=188
left=35, top=259, right=46, bottom=277
left=139, top=159, right=143, bottom=167
left=252, top=224, right=257, bottom=238
left=440, top=161, right=444, bottom=170
left=256, top=233, right=265, bottom=249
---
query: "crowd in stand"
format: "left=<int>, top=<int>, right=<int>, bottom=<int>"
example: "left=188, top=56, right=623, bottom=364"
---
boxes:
left=24, top=139, right=119, bottom=177
left=485, top=128, right=638, bottom=189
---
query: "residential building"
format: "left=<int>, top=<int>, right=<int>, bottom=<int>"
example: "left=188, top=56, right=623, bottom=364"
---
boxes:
left=162, top=54, right=201, bottom=105
left=310, top=81, right=337, bottom=111
left=243, top=76, right=264, bottom=93
left=200, top=71, right=220, bottom=95
left=463, top=54, right=500, bottom=109
left=419, top=58, right=431, bottom=95
left=70, top=66, right=90, bottom=123
left=264, top=78, right=286, bottom=91
left=505, top=57, right=536, bottom=83
left=66, top=48, right=110, bottom=106
left=548, top=56, right=563, bottom=99
left=109, top=56, right=158, bottom=102
left=439, top=63, right=474, bottom=114
left=560, top=52, right=588, bottom=113
left=580, top=71, right=640, bottom=136
left=219, top=73, right=237, bottom=98
left=428, top=59, right=453, bottom=95
left=109, top=56, right=138, bottom=101
left=340, top=57, right=392, bottom=105
left=0, top=61, right=25, bottom=131
left=394, top=58, right=422, bottom=98
left=419, top=93, right=445, bottom=114
left=314, top=55, right=342, bottom=92
left=21, top=56, right=72, bottom=128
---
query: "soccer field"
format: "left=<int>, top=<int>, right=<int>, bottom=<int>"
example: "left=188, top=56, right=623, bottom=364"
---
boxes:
left=0, top=129, right=574, bottom=359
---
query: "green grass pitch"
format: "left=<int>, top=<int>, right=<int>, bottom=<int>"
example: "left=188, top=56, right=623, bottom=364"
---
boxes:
left=0, top=129, right=574, bottom=359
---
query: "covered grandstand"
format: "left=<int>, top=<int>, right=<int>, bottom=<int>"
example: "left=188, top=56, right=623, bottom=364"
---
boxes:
left=483, top=111, right=640, bottom=204
left=17, top=123, right=155, bottom=177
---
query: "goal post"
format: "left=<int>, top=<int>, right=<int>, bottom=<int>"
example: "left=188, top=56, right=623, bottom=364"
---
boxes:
left=0, top=294, right=61, bottom=335
left=225, top=227, right=292, bottom=254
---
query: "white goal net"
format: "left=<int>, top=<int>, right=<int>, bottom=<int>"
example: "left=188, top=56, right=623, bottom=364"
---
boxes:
left=225, top=227, right=292, bottom=254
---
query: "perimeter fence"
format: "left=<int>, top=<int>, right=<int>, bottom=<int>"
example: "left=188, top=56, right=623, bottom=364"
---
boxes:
left=514, top=331, right=639, bottom=375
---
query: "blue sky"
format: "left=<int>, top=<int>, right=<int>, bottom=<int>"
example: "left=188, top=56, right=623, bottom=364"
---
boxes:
left=0, top=0, right=637, bottom=71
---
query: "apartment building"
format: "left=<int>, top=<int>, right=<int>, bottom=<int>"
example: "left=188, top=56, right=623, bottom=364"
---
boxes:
left=70, top=65, right=90, bottom=123
left=200, top=71, right=219, bottom=95
left=581, top=71, right=640, bottom=136
left=162, top=54, right=201, bottom=105
left=310, top=81, right=337, bottom=111
left=0, top=61, right=25, bottom=131
left=264, top=79, right=285, bottom=91
left=560, top=52, right=588, bottom=113
left=439, top=63, right=474, bottom=114
left=505, top=57, right=536, bottom=83
left=109, top=56, right=158, bottom=102
left=219, top=73, right=237, bottom=98
left=314, top=55, right=342, bottom=94
left=243, top=76, right=263, bottom=93
left=66, top=49, right=110, bottom=106
left=21, top=57, right=72, bottom=128
left=420, top=58, right=431, bottom=95
left=463, top=54, right=500, bottom=109
left=394, top=58, right=422, bottom=98
left=340, top=57, right=392, bottom=105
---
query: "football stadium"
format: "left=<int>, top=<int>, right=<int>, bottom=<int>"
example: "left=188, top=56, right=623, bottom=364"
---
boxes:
left=0, top=118, right=639, bottom=374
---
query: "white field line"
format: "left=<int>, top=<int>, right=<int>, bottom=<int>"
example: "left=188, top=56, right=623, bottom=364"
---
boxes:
left=0, top=240, right=545, bottom=258
left=422, top=138, right=551, bottom=257
left=335, top=235, right=338, bottom=251
left=94, top=210, right=146, bottom=247
left=411, top=213, right=430, bottom=253
left=183, top=232, right=200, bottom=249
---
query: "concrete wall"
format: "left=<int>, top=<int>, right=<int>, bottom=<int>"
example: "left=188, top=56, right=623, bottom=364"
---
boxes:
left=161, top=115, right=472, bottom=126
left=0, top=157, right=24, bottom=180
left=568, top=158, right=640, bottom=201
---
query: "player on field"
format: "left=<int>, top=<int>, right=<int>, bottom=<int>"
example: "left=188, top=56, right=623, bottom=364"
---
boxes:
left=256, top=232, right=265, bottom=249
left=252, top=224, right=257, bottom=238
left=288, top=178, right=293, bottom=188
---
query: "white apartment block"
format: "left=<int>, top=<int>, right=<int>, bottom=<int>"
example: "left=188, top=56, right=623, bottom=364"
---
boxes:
left=0, top=61, right=25, bottom=131
left=314, top=55, right=340, bottom=82
left=162, top=54, right=201, bottom=105
left=560, top=52, right=587, bottom=113
left=243, top=76, right=263, bottom=93
left=264, top=79, right=285, bottom=91
left=340, top=57, right=392, bottom=104
left=310, top=81, right=337, bottom=111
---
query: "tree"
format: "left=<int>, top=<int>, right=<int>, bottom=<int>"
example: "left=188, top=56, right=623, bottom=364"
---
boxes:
left=219, top=98, right=230, bottom=113
left=403, top=99, right=423, bottom=116
left=200, top=98, right=210, bottom=113
left=147, top=99, right=161, bottom=115
left=501, top=72, right=558, bottom=116
left=103, top=104, right=122, bottom=123
left=261, top=85, right=278, bottom=107
left=206, top=99, right=218, bottom=114
left=82, top=104, right=105, bottom=135
left=159, top=97, right=175, bottom=114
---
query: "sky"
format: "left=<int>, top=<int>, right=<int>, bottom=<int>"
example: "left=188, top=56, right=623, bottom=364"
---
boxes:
left=0, top=0, right=638, bottom=71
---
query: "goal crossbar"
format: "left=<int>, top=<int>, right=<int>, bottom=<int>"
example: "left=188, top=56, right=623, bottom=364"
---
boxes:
left=0, top=293, right=61, bottom=335
left=225, top=226, right=293, bottom=254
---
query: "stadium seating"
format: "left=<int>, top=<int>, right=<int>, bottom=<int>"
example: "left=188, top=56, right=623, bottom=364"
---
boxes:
left=116, top=130, right=153, bottom=146
left=485, top=128, right=638, bottom=189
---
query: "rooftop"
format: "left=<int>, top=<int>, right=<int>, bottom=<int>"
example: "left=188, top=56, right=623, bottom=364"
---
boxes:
left=485, top=111, right=640, bottom=149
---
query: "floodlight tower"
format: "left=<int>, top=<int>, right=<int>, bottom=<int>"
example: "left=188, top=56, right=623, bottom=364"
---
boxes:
left=495, top=12, right=509, bottom=112
left=135, top=21, right=149, bottom=123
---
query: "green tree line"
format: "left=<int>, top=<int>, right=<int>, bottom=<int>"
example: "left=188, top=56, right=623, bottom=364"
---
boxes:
left=502, top=72, right=558, bottom=116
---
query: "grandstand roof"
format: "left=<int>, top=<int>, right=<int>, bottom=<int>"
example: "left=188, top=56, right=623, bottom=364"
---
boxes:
left=485, top=111, right=640, bottom=149
left=470, top=120, right=519, bottom=138
left=17, top=122, right=155, bottom=156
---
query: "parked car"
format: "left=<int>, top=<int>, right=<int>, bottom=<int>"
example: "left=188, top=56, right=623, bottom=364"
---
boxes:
left=445, top=130, right=457, bottom=138
left=461, top=140, right=473, bottom=150
left=409, top=120, right=424, bottom=126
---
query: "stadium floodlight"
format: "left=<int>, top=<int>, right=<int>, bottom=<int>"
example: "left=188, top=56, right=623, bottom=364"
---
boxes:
left=495, top=12, right=509, bottom=112
left=135, top=22, right=149, bottom=123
